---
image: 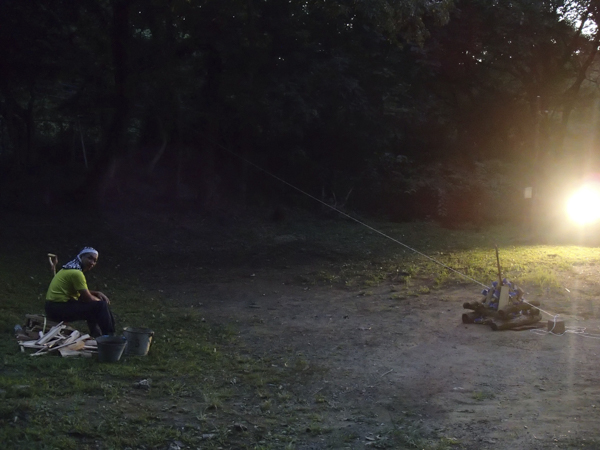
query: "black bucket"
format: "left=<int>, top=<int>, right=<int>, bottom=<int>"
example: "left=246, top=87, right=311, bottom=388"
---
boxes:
left=123, top=327, right=154, bottom=356
left=96, top=335, right=127, bottom=363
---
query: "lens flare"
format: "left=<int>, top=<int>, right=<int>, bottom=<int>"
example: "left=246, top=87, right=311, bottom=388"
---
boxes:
left=567, top=184, right=600, bottom=225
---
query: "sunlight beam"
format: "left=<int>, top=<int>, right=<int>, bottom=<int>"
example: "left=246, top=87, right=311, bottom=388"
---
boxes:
left=567, top=184, right=600, bottom=225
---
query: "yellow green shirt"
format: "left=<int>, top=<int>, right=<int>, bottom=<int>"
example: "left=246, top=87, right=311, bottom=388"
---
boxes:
left=46, top=269, right=88, bottom=302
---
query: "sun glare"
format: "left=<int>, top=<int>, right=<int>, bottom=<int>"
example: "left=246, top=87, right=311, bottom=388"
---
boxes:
left=567, top=184, right=600, bottom=225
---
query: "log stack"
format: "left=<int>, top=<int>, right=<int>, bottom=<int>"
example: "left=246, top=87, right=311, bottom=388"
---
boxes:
left=462, top=280, right=542, bottom=331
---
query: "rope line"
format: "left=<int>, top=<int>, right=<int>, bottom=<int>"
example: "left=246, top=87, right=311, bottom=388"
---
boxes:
left=213, top=141, right=566, bottom=321
left=528, top=314, right=600, bottom=339
left=220, top=145, right=489, bottom=287
left=531, top=324, right=600, bottom=339
left=522, top=300, right=558, bottom=319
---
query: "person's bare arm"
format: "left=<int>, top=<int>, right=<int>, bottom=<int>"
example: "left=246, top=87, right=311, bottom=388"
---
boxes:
left=91, top=290, right=110, bottom=304
left=78, top=289, right=102, bottom=302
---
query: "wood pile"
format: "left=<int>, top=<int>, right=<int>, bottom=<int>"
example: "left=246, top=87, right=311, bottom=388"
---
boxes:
left=461, top=280, right=543, bottom=331
left=15, top=314, right=97, bottom=357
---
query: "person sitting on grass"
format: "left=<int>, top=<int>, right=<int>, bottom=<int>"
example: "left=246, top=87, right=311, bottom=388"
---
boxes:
left=45, top=247, right=115, bottom=337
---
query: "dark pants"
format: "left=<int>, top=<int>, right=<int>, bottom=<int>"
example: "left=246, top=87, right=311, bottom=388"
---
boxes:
left=45, top=300, right=115, bottom=337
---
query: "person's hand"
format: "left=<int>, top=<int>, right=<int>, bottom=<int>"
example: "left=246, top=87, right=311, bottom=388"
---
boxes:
left=97, top=292, right=111, bottom=304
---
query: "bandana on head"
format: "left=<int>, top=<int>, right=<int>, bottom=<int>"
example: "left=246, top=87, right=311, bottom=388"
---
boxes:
left=62, top=247, right=99, bottom=271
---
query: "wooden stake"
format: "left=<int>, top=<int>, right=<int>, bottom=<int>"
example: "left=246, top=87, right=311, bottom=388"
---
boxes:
left=48, top=253, right=58, bottom=276
left=494, top=245, right=503, bottom=286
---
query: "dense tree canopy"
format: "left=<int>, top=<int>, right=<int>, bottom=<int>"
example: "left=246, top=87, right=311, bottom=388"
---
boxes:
left=1, top=0, right=599, bottom=224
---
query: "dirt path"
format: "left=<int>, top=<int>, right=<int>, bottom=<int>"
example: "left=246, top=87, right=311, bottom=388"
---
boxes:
left=154, top=264, right=600, bottom=449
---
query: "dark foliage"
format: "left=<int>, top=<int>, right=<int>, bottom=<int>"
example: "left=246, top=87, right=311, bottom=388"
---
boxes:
left=0, top=0, right=599, bottom=225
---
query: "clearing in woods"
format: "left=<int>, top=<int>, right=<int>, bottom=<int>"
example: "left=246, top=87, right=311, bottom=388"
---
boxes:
left=3, top=208, right=600, bottom=449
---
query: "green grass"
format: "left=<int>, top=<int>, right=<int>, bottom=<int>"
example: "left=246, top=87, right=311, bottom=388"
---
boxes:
left=3, top=213, right=600, bottom=449
left=472, top=390, right=495, bottom=401
left=0, top=266, right=313, bottom=449
left=294, top=221, right=600, bottom=301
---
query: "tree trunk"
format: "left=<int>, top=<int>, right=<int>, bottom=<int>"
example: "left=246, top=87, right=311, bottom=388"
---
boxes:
left=87, top=0, right=132, bottom=206
left=105, top=0, right=131, bottom=159
left=0, top=84, right=34, bottom=169
left=556, top=32, right=600, bottom=154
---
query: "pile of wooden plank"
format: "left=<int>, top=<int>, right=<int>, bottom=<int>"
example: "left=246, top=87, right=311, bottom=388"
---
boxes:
left=15, top=315, right=98, bottom=357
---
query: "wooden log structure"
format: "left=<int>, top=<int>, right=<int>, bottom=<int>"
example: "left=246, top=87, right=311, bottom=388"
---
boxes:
left=462, top=297, right=542, bottom=330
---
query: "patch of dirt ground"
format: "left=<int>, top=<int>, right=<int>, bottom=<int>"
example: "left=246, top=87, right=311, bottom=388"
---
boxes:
left=161, top=270, right=600, bottom=449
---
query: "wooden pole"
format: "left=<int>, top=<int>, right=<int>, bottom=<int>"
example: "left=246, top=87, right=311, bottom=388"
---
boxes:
left=48, top=253, right=58, bottom=276
left=494, top=245, right=503, bottom=286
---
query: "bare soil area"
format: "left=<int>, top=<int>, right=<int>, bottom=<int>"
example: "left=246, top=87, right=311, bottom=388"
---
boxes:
left=162, top=272, right=600, bottom=449
left=111, top=209, right=600, bottom=450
